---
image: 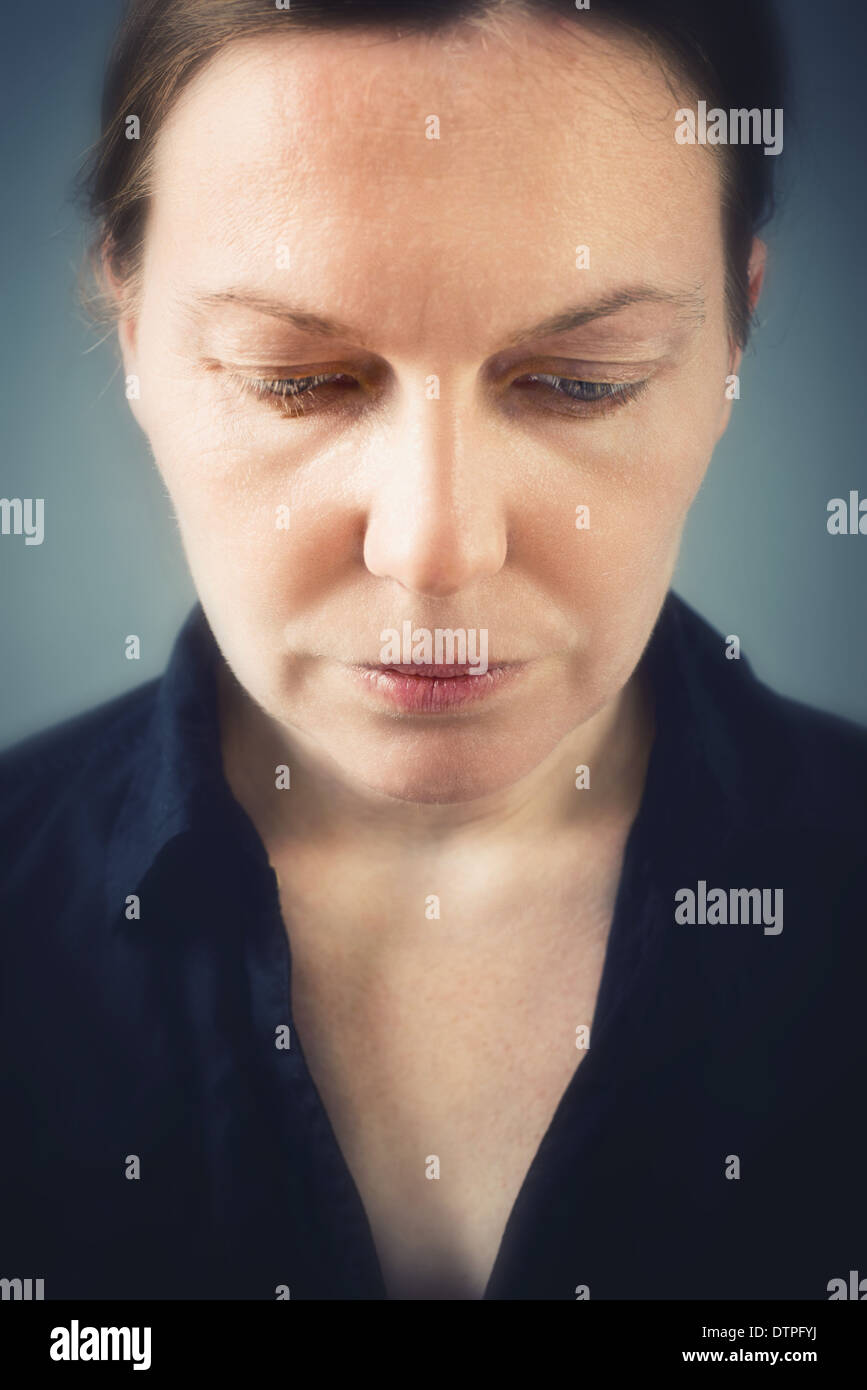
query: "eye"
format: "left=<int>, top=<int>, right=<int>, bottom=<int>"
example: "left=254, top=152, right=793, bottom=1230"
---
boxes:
left=241, top=373, right=360, bottom=416
left=512, top=373, right=648, bottom=416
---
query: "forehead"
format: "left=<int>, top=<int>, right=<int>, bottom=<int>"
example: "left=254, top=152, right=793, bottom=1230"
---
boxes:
left=147, top=15, right=723, bottom=341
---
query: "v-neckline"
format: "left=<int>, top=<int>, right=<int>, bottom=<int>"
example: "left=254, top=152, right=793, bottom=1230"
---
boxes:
left=255, top=781, right=663, bottom=1300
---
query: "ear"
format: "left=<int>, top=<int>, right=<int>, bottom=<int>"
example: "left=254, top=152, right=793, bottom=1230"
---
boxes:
left=746, top=235, right=767, bottom=314
left=117, top=314, right=140, bottom=390
left=101, top=243, right=145, bottom=427
left=716, top=236, right=767, bottom=442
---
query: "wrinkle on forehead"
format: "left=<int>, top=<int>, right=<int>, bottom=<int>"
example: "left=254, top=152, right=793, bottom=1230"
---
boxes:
left=149, top=19, right=720, bottom=244
left=153, top=12, right=695, bottom=176
left=143, top=13, right=726, bottom=357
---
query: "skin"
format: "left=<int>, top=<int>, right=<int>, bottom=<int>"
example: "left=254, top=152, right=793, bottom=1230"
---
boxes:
left=115, top=11, right=765, bottom=1297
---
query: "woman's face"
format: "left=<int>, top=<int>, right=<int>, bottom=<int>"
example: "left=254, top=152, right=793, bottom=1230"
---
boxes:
left=122, top=15, right=747, bottom=802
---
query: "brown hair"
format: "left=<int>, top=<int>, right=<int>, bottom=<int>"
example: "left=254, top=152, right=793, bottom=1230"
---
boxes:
left=82, top=0, right=786, bottom=347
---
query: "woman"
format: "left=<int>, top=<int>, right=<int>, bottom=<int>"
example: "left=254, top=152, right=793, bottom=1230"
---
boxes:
left=1, top=0, right=865, bottom=1302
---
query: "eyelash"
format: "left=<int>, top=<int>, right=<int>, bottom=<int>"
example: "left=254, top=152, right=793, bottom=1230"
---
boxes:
left=515, top=374, right=648, bottom=414
left=242, top=373, right=356, bottom=417
left=239, top=371, right=648, bottom=418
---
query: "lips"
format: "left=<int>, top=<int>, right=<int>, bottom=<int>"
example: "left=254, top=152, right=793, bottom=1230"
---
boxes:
left=380, top=663, right=484, bottom=678
left=349, top=661, right=523, bottom=713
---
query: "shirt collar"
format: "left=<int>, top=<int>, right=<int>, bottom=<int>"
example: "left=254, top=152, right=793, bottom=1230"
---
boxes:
left=641, top=588, right=753, bottom=823
left=104, top=589, right=755, bottom=927
left=104, top=603, right=243, bottom=925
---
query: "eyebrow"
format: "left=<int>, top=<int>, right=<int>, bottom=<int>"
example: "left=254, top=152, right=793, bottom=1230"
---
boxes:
left=184, top=282, right=705, bottom=347
left=503, top=285, right=706, bottom=346
left=183, top=289, right=362, bottom=342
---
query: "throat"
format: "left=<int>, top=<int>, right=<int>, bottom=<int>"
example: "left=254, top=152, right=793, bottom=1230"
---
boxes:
left=279, top=834, right=627, bottom=1305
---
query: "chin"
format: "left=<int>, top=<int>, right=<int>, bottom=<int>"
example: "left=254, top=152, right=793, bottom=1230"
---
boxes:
left=347, top=734, right=554, bottom=805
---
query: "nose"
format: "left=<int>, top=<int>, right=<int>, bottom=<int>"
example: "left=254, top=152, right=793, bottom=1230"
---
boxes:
left=363, top=384, right=508, bottom=598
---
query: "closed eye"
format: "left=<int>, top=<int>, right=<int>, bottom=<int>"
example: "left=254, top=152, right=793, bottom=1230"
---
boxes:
left=240, top=373, right=360, bottom=415
left=511, top=373, right=648, bottom=416
left=234, top=369, right=649, bottom=419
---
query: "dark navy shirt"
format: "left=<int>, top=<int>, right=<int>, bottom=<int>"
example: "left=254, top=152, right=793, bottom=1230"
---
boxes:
left=2, top=591, right=866, bottom=1300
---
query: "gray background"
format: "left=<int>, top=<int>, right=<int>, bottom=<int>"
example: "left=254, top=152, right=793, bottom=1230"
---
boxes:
left=1, top=0, right=865, bottom=749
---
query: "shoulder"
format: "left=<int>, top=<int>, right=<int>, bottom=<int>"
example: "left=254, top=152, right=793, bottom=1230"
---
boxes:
left=0, top=679, right=160, bottom=862
left=664, top=592, right=867, bottom=842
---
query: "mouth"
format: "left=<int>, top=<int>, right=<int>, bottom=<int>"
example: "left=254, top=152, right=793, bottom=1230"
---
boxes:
left=380, top=663, right=487, bottom=678
left=348, top=661, right=524, bottom=714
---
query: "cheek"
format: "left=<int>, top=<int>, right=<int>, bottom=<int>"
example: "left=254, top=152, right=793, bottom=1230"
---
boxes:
left=529, top=372, right=724, bottom=686
left=539, top=382, right=722, bottom=594
left=132, top=352, right=316, bottom=612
